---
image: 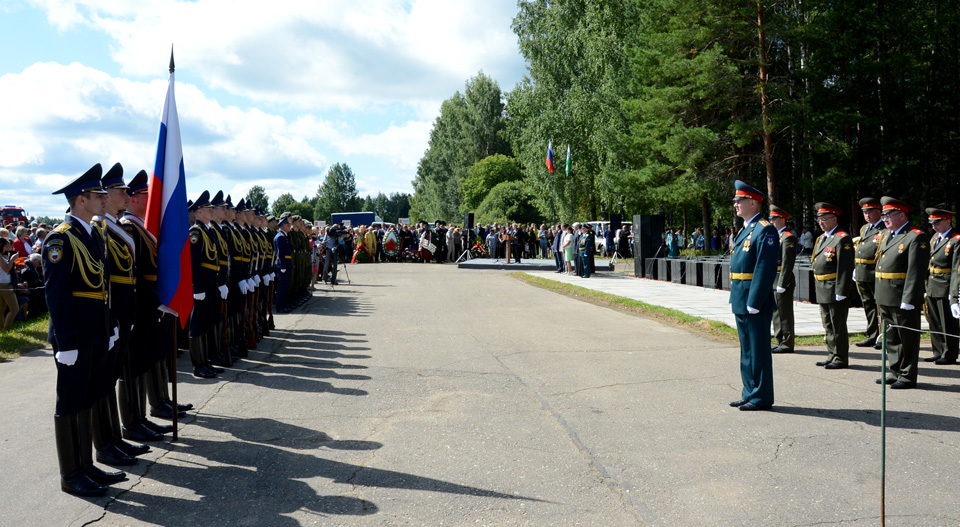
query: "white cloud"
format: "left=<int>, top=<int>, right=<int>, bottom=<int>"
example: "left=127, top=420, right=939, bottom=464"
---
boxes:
left=332, top=120, right=433, bottom=172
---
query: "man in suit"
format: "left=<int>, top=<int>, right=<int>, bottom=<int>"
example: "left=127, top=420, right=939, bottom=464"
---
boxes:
left=44, top=164, right=127, bottom=496
left=552, top=223, right=564, bottom=272
left=874, top=196, right=930, bottom=389
left=769, top=206, right=798, bottom=354
left=854, top=197, right=885, bottom=349
left=728, top=181, right=779, bottom=411
left=923, top=208, right=959, bottom=364
left=811, top=203, right=855, bottom=369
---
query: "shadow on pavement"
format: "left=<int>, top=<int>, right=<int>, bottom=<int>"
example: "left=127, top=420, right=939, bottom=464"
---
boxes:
left=106, top=416, right=540, bottom=525
left=774, top=406, right=960, bottom=431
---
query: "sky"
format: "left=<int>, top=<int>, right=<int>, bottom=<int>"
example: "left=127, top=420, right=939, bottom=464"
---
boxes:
left=0, top=0, right=528, bottom=219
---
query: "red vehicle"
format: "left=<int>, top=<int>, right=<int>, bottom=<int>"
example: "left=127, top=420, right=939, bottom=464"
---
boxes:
left=1, top=205, right=28, bottom=226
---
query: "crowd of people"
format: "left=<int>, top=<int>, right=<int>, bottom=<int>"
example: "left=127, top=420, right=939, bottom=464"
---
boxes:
left=0, top=223, right=51, bottom=327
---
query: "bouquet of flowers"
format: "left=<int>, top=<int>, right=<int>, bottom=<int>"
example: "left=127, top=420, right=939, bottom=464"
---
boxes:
left=402, top=247, right=422, bottom=263
left=351, top=242, right=370, bottom=264
left=470, top=241, right=488, bottom=259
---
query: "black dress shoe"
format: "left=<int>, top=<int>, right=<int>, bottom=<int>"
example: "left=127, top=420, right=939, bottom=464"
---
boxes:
left=150, top=403, right=186, bottom=419
left=923, top=355, right=941, bottom=362
left=823, top=362, right=847, bottom=370
left=206, top=364, right=225, bottom=374
left=771, top=347, right=794, bottom=354
left=815, top=360, right=832, bottom=367
left=122, top=424, right=164, bottom=442
left=96, top=445, right=137, bottom=466
left=854, top=338, right=876, bottom=347
left=873, top=342, right=883, bottom=350
left=875, top=377, right=897, bottom=385
left=114, top=439, right=150, bottom=457
left=738, top=402, right=772, bottom=411
left=61, top=471, right=107, bottom=497
left=193, top=366, right=217, bottom=379
left=890, top=380, right=916, bottom=390
left=729, top=399, right=747, bottom=407
left=143, top=419, right=174, bottom=434
left=83, top=464, right=127, bottom=485
left=172, top=402, right=194, bottom=412
left=934, top=358, right=958, bottom=365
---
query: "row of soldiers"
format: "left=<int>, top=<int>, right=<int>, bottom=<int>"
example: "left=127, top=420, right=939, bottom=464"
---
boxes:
left=768, top=196, right=960, bottom=389
left=43, top=163, right=315, bottom=496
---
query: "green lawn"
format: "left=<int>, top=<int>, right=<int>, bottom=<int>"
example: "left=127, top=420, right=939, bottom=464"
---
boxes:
left=0, top=315, right=49, bottom=362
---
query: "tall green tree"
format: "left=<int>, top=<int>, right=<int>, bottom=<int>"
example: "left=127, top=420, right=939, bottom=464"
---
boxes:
left=245, top=185, right=269, bottom=211
left=271, top=193, right=296, bottom=217
left=459, top=154, right=523, bottom=213
left=313, top=163, right=361, bottom=222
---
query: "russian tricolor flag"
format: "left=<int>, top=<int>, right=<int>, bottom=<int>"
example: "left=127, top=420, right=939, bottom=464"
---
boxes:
left=145, top=50, right=192, bottom=328
left=546, top=141, right=554, bottom=173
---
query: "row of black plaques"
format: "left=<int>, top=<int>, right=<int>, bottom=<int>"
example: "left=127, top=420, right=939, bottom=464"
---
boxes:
left=640, top=256, right=861, bottom=307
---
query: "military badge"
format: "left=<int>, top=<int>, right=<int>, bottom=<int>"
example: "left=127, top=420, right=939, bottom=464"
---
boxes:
left=190, top=233, right=199, bottom=245
left=766, top=234, right=775, bottom=246
left=743, top=240, right=751, bottom=252
left=898, top=243, right=905, bottom=253
left=47, top=246, right=63, bottom=263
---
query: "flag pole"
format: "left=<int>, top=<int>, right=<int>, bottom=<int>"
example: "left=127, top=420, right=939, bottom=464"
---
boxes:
left=550, top=141, right=557, bottom=223
left=168, top=45, right=178, bottom=442
left=567, top=145, right=574, bottom=223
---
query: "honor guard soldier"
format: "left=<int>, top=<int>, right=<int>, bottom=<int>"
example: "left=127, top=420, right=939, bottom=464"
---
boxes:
left=875, top=196, right=930, bottom=389
left=224, top=197, right=250, bottom=358
left=119, top=171, right=182, bottom=441
left=811, top=203, right=855, bottom=369
left=854, top=198, right=885, bottom=349
left=44, top=163, right=128, bottom=496
left=578, top=224, right=592, bottom=278
left=208, top=191, right=232, bottom=366
left=923, top=208, right=960, bottom=364
left=274, top=214, right=293, bottom=312
left=728, top=181, right=779, bottom=411
left=91, top=163, right=151, bottom=467
left=187, top=191, right=221, bottom=378
left=769, top=206, right=797, bottom=354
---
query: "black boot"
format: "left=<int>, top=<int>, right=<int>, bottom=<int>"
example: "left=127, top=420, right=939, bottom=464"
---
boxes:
left=55, top=414, right=107, bottom=496
left=115, top=377, right=150, bottom=456
left=79, top=409, right=127, bottom=485
left=108, top=391, right=149, bottom=456
left=143, top=418, right=174, bottom=434
left=92, top=398, right=136, bottom=466
left=205, top=332, right=224, bottom=373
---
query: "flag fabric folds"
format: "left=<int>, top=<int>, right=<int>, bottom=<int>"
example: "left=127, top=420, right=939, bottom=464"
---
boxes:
left=546, top=141, right=555, bottom=173
left=145, top=63, right=193, bottom=328
left=566, top=145, right=571, bottom=176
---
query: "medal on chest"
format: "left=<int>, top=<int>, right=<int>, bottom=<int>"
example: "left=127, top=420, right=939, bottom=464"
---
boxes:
left=898, top=243, right=904, bottom=254
left=824, top=246, right=835, bottom=261
left=742, top=239, right=751, bottom=252
left=946, top=242, right=952, bottom=255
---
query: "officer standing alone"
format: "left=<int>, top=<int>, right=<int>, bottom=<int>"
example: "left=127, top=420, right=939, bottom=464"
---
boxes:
left=769, top=206, right=797, bottom=354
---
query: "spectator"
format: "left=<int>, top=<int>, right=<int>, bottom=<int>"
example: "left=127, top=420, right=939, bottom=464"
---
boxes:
left=799, top=227, right=814, bottom=254
left=485, top=228, right=499, bottom=260
left=562, top=225, right=575, bottom=274
left=13, top=227, right=31, bottom=258
left=16, top=253, right=45, bottom=320
left=0, top=238, right=20, bottom=330
left=32, top=229, right=46, bottom=253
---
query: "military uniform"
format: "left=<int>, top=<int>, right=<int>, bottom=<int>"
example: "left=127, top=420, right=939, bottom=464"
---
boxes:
left=923, top=208, right=960, bottom=364
left=770, top=206, right=797, bottom=353
left=728, top=181, right=779, bottom=410
left=274, top=216, right=293, bottom=312
left=854, top=198, right=884, bottom=348
left=188, top=191, right=221, bottom=378
left=578, top=226, right=592, bottom=278
left=44, top=164, right=127, bottom=496
left=875, top=197, right=930, bottom=388
left=811, top=203, right=855, bottom=368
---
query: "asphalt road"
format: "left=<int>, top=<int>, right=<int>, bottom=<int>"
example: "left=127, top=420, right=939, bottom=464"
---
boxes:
left=1, top=263, right=959, bottom=526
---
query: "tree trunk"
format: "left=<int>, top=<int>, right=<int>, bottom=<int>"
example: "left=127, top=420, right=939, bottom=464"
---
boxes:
left=757, top=1, right=776, bottom=205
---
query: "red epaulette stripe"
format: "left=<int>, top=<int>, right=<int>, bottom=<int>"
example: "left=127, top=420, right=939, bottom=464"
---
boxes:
left=952, top=233, right=960, bottom=240
left=837, top=231, right=848, bottom=237
left=783, top=231, right=793, bottom=237
left=911, top=227, right=923, bottom=234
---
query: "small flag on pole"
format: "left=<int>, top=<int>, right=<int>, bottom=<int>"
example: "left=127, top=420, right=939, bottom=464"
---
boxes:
left=145, top=47, right=193, bottom=328
left=546, top=141, right=555, bottom=173
left=566, top=145, right=571, bottom=176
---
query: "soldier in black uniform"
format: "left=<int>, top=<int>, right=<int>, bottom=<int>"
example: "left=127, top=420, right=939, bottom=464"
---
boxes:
left=923, top=208, right=960, bottom=364
left=854, top=197, right=884, bottom=349
left=208, top=191, right=232, bottom=367
left=274, top=215, right=293, bottom=312
left=224, top=197, right=250, bottom=358
left=187, top=191, right=221, bottom=378
left=44, top=164, right=127, bottom=496
left=769, top=206, right=798, bottom=354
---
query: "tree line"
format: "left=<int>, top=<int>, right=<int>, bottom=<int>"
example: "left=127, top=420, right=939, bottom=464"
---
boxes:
left=411, top=0, right=960, bottom=235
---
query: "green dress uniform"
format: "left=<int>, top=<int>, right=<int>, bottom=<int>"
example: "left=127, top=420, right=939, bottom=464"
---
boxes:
left=923, top=208, right=960, bottom=364
left=812, top=225, right=855, bottom=367
left=875, top=197, right=930, bottom=387
left=854, top=198, right=884, bottom=346
left=770, top=206, right=797, bottom=353
left=729, top=181, right=779, bottom=409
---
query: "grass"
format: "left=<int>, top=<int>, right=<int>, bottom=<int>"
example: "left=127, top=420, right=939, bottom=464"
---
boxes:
left=512, top=271, right=738, bottom=341
left=0, top=314, right=49, bottom=362
left=512, top=271, right=926, bottom=347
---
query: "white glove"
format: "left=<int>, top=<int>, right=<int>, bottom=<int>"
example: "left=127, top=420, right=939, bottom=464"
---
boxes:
left=158, top=304, right=178, bottom=317
left=246, top=278, right=256, bottom=290
left=219, top=284, right=228, bottom=299
left=776, top=287, right=785, bottom=294
left=835, top=295, right=846, bottom=301
left=270, top=272, right=276, bottom=281
left=130, top=324, right=134, bottom=332
left=852, top=270, right=857, bottom=282
left=108, top=326, right=119, bottom=350
left=238, top=280, right=249, bottom=295
left=193, top=292, right=206, bottom=301
left=253, top=275, right=261, bottom=286
left=55, top=350, right=79, bottom=366
left=951, top=304, right=960, bottom=319
left=280, top=268, right=287, bottom=273
left=900, top=302, right=914, bottom=311
left=262, top=274, right=270, bottom=286
left=747, top=306, right=759, bottom=315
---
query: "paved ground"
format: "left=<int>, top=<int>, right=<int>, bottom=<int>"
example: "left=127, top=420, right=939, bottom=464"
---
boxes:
left=528, top=271, right=931, bottom=337
left=1, top=263, right=958, bottom=526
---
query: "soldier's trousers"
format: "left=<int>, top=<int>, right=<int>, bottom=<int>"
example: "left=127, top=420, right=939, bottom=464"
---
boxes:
left=772, top=286, right=795, bottom=350
left=856, top=279, right=879, bottom=341
left=878, top=304, right=921, bottom=384
left=736, top=310, right=775, bottom=406
left=819, top=299, right=850, bottom=365
left=925, top=295, right=959, bottom=361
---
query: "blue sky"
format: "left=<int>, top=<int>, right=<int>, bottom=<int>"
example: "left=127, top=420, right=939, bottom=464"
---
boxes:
left=0, top=0, right=527, bottom=218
